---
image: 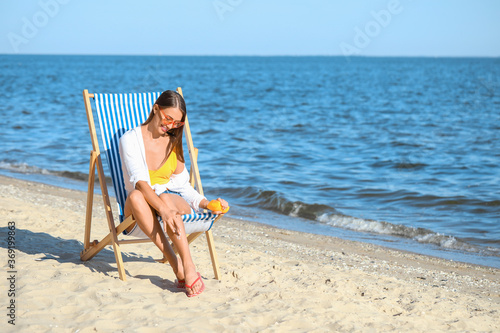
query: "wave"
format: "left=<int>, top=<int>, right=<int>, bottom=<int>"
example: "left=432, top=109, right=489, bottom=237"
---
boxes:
left=0, top=161, right=111, bottom=184
left=370, top=159, right=428, bottom=170
left=222, top=186, right=338, bottom=220
left=226, top=186, right=499, bottom=257
left=0, top=161, right=52, bottom=175
left=317, top=213, right=498, bottom=256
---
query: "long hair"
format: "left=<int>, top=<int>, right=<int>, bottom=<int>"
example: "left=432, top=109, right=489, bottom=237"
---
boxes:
left=143, top=90, right=186, bottom=163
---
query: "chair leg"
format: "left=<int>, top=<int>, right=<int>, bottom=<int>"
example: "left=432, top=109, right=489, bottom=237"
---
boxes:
left=205, top=230, right=221, bottom=280
left=171, top=230, right=220, bottom=280
left=80, top=215, right=136, bottom=281
left=79, top=221, right=127, bottom=280
left=80, top=234, right=111, bottom=261
left=183, top=217, right=222, bottom=280
left=111, top=241, right=127, bottom=281
left=84, top=150, right=97, bottom=250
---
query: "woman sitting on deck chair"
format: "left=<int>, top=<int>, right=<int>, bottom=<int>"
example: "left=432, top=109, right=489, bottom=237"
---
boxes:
left=119, top=90, right=229, bottom=297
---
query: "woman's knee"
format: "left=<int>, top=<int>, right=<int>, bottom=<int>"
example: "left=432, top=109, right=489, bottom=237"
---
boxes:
left=159, top=193, right=190, bottom=214
left=159, top=193, right=176, bottom=208
left=127, top=190, right=147, bottom=207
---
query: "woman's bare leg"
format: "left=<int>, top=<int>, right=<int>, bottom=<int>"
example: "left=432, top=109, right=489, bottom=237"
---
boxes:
left=124, top=190, right=183, bottom=280
left=159, top=193, right=204, bottom=296
left=124, top=190, right=203, bottom=294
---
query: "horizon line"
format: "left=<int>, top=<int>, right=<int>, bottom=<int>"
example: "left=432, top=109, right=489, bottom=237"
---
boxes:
left=1, top=53, right=499, bottom=59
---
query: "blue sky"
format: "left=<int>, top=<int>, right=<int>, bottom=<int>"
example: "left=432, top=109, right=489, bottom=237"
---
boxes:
left=1, top=0, right=499, bottom=56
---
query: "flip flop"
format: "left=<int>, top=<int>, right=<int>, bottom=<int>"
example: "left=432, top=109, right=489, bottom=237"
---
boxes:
left=175, top=279, right=185, bottom=289
left=185, top=272, right=205, bottom=298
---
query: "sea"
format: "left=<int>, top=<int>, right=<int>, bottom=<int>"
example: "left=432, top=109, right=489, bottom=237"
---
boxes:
left=1, top=55, right=499, bottom=268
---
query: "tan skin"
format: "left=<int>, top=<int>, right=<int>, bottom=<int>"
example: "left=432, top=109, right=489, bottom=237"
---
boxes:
left=123, top=104, right=228, bottom=296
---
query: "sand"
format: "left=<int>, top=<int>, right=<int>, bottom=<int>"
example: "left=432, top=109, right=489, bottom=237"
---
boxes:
left=0, top=174, right=499, bottom=332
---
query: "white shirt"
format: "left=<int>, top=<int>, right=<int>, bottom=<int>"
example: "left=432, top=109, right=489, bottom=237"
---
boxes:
left=118, top=126, right=206, bottom=212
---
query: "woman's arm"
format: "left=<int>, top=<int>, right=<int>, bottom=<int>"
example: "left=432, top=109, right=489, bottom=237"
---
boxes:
left=119, top=129, right=150, bottom=191
left=135, top=180, right=182, bottom=238
left=168, top=162, right=208, bottom=211
left=169, top=162, right=228, bottom=214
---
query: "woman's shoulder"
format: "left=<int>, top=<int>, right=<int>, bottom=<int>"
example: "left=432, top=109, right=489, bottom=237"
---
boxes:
left=120, top=126, right=142, bottom=144
left=122, top=126, right=142, bottom=137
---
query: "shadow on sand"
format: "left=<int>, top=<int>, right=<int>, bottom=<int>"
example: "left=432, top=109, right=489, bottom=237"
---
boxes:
left=0, top=226, right=182, bottom=292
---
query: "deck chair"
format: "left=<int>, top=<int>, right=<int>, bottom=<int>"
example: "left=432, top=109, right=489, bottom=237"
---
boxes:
left=81, top=87, right=221, bottom=281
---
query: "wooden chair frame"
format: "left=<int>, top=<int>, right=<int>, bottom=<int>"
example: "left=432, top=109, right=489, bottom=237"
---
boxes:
left=80, top=87, right=221, bottom=281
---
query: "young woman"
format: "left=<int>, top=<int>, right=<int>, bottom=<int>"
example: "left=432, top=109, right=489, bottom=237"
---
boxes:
left=119, top=90, right=228, bottom=297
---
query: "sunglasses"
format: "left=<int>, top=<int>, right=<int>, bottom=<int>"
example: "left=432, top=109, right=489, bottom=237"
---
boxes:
left=159, top=109, right=184, bottom=128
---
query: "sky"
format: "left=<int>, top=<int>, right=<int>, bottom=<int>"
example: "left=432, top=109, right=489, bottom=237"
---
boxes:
left=0, top=0, right=499, bottom=57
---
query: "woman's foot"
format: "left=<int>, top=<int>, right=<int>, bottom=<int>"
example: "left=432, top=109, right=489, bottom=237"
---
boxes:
left=184, top=267, right=204, bottom=296
left=176, top=279, right=185, bottom=289
left=185, top=272, right=205, bottom=297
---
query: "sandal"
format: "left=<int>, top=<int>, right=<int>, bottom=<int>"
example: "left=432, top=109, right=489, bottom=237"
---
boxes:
left=175, top=279, right=185, bottom=289
left=185, top=272, right=205, bottom=297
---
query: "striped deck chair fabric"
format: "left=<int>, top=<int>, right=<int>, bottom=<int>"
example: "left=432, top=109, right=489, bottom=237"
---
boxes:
left=93, top=92, right=216, bottom=235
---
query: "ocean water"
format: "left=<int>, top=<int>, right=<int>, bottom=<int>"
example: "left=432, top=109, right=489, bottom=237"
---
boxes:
left=1, top=55, right=499, bottom=267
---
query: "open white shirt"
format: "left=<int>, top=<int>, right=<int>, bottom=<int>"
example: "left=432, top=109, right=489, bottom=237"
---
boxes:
left=118, top=126, right=206, bottom=212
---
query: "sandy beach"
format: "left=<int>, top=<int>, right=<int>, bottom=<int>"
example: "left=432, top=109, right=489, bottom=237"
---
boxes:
left=0, top=174, right=498, bottom=332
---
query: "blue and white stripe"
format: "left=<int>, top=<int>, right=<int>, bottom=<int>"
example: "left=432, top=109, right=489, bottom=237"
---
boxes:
left=93, top=92, right=215, bottom=235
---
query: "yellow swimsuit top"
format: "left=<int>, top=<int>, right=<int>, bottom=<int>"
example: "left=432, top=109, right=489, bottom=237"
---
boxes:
left=149, top=150, right=177, bottom=186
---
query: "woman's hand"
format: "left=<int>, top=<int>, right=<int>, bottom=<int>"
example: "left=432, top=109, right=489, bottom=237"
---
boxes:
left=206, top=198, right=229, bottom=214
left=159, top=207, right=183, bottom=239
